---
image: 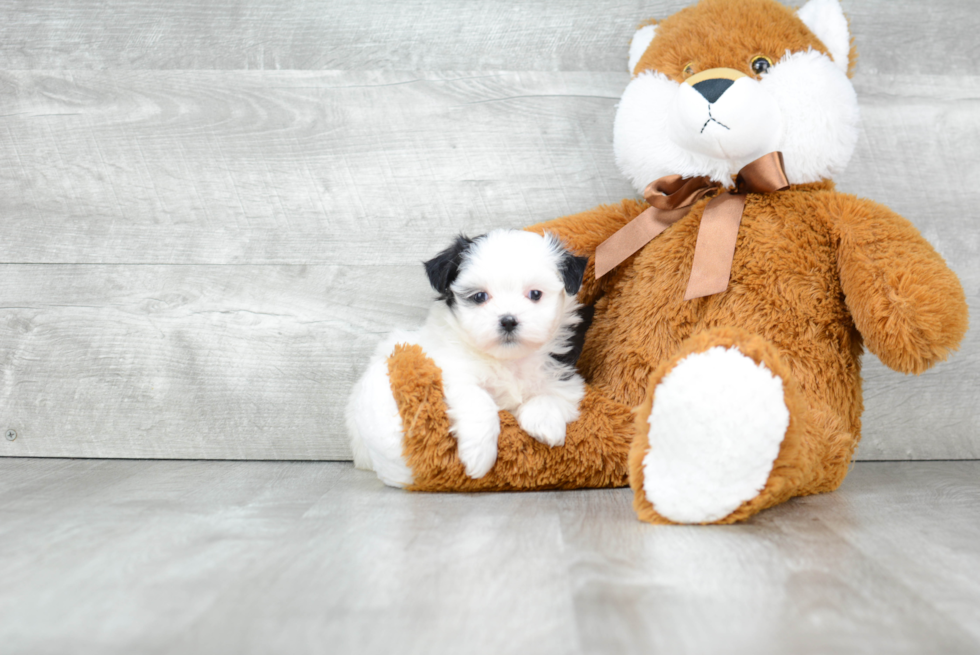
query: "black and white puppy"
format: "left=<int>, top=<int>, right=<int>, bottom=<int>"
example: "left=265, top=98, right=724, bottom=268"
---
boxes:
left=346, top=229, right=589, bottom=485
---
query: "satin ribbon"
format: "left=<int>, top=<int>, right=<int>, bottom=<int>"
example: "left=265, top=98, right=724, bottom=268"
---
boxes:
left=594, top=151, right=790, bottom=300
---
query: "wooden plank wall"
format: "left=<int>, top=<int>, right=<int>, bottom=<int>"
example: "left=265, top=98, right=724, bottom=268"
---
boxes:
left=0, top=0, right=977, bottom=461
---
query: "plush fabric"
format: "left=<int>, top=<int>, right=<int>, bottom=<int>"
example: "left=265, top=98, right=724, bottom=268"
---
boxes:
left=389, top=344, right=633, bottom=492
left=631, top=0, right=855, bottom=79
left=381, top=0, right=968, bottom=523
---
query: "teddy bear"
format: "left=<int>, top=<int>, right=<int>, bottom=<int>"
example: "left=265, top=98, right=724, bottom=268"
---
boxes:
left=354, top=0, right=969, bottom=524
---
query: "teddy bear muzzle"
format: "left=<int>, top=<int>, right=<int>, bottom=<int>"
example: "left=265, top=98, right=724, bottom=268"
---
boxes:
left=668, top=69, right=782, bottom=164
left=686, top=67, right=747, bottom=104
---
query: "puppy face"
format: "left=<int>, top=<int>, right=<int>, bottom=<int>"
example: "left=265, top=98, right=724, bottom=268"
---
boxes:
left=616, top=0, right=859, bottom=190
left=424, top=230, right=587, bottom=360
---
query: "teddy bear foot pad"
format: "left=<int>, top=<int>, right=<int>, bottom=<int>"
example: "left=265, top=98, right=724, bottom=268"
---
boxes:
left=640, top=345, right=790, bottom=523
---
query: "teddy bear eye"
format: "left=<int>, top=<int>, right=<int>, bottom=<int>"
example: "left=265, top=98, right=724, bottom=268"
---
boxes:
left=751, top=56, right=773, bottom=75
left=683, top=62, right=697, bottom=78
left=528, top=290, right=542, bottom=302
left=469, top=291, right=489, bottom=304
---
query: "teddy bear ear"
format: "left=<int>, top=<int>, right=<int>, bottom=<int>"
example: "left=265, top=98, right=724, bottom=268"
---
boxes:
left=797, top=0, right=852, bottom=74
left=627, top=23, right=657, bottom=75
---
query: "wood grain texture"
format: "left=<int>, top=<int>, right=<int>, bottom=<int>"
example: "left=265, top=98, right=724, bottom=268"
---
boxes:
left=0, top=70, right=630, bottom=265
left=1, top=459, right=979, bottom=654
left=0, top=70, right=976, bottom=460
left=0, top=0, right=977, bottom=461
left=0, top=263, right=974, bottom=461
left=0, top=71, right=976, bottom=269
left=0, top=264, right=430, bottom=459
left=0, top=1, right=977, bottom=75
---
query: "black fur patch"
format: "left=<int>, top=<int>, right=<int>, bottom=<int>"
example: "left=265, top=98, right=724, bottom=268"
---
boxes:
left=423, top=235, right=477, bottom=307
left=551, top=305, right=595, bottom=370
left=559, top=251, right=589, bottom=295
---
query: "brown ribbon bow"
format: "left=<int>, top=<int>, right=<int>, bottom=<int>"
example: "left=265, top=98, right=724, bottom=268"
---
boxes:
left=595, top=151, right=790, bottom=300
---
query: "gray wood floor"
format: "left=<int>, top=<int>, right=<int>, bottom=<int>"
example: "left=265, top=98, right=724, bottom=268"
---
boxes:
left=2, top=458, right=979, bottom=655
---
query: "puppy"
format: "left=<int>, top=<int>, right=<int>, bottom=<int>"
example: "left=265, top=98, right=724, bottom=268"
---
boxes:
left=347, top=229, right=589, bottom=482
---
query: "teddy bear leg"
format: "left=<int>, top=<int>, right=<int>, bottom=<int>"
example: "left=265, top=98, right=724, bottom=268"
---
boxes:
left=383, top=343, right=633, bottom=492
left=628, top=327, right=835, bottom=525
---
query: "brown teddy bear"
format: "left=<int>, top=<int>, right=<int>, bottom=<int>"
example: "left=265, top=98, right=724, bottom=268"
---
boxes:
left=354, top=0, right=968, bottom=524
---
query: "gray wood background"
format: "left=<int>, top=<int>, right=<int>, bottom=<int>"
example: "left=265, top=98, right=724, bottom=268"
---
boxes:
left=0, top=0, right=976, bottom=461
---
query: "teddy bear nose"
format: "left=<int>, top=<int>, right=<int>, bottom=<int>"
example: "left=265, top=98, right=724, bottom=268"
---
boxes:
left=692, top=77, right=734, bottom=104
left=499, top=315, right=519, bottom=333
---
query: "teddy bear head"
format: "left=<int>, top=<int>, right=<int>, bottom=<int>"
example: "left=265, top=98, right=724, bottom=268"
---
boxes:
left=615, top=0, right=859, bottom=191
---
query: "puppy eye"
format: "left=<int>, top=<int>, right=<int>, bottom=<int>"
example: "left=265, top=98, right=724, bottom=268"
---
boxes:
left=528, top=290, right=542, bottom=302
left=751, top=56, right=773, bottom=75
left=469, top=291, right=489, bottom=304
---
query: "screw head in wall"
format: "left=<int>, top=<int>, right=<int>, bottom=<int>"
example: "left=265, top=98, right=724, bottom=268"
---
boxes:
left=5, top=430, right=16, bottom=441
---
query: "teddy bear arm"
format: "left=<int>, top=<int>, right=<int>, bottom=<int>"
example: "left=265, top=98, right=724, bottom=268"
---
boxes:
left=526, top=199, right=648, bottom=304
left=832, top=195, right=969, bottom=374
left=386, top=343, right=633, bottom=491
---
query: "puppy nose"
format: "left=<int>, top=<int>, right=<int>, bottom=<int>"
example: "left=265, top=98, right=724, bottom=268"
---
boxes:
left=499, top=315, right=519, bottom=333
left=686, top=67, right=747, bottom=104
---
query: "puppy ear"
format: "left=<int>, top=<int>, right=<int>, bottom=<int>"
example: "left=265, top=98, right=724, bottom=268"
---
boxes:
left=559, top=251, right=589, bottom=295
left=423, top=235, right=474, bottom=300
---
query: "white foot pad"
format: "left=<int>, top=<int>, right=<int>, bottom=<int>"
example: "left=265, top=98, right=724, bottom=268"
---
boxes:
left=642, top=346, right=789, bottom=523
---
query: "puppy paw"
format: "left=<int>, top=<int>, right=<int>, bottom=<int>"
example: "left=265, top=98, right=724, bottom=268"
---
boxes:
left=516, top=396, right=568, bottom=447
left=452, top=414, right=501, bottom=478
left=446, top=387, right=501, bottom=479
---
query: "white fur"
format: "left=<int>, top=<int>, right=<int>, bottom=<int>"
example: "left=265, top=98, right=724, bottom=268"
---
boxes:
left=615, top=71, right=735, bottom=188
left=641, top=347, right=790, bottom=523
left=346, top=230, right=586, bottom=482
left=797, top=0, right=851, bottom=74
left=668, top=76, right=783, bottom=164
left=345, top=332, right=414, bottom=488
left=628, top=24, right=657, bottom=75
left=764, top=50, right=859, bottom=184
left=614, top=47, right=859, bottom=191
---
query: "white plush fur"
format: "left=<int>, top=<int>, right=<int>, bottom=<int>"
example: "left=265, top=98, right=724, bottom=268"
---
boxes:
left=668, top=76, right=784, bottom=165
left=628, top=24, right=657, bottom=74
left=641, top=347, right=790, bottom=523
left=797, top=0, right=851, bottom=74
left=346, top=230, right=586, bottom=483
left=614, top=6, right=859, bottom=191
left=764, top=50, right=859, bottom=184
